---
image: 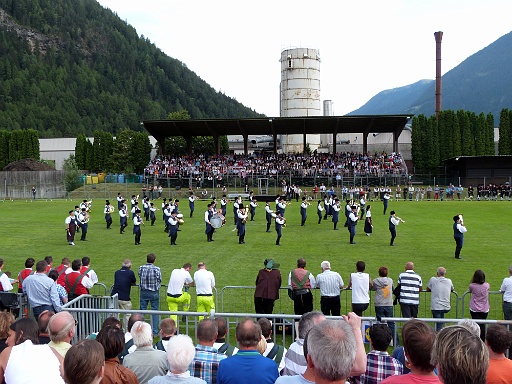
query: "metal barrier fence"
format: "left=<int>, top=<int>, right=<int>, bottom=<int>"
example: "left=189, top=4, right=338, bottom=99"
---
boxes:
left=0, top=292, right=29, bottom=319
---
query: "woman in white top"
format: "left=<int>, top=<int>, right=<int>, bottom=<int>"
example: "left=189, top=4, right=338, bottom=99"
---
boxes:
left=364, top=204, right=373, bottom=236
left=0, top=318, right=64, bottom=383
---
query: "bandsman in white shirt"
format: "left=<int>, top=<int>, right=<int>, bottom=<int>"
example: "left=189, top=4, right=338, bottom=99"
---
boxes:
left=166, top=263, right=194, bottom=322
left=194, top=262, right=215, bottom=320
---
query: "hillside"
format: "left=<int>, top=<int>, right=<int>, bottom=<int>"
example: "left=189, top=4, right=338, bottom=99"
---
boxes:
left=0, top=0, right=263, bottom=138
left=350, top=31, right=512, bottom=119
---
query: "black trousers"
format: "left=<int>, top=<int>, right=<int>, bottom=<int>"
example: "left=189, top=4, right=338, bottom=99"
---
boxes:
left=400, top=303, right=419, bottom=318
left=254, top=297, right=275, bottom=315
left=390, top=227, right=396, bottom=245
left=320, top=296, right=341, bottom=316
left=293, top=291, right=313, bottom=317
left=352, top=303, right=369, bottom=317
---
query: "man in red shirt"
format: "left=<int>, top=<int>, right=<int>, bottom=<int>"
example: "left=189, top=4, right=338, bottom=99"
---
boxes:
left=64, top=259, right=94, bottom=300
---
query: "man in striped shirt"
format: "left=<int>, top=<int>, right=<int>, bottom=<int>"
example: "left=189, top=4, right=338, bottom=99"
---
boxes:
left=398, top=262, right=422, bottom=318
left=315, top=261, right=344, bottom=316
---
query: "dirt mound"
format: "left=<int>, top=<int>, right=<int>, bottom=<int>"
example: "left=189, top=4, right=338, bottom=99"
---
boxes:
left=3, top=158, right=54, bottom=171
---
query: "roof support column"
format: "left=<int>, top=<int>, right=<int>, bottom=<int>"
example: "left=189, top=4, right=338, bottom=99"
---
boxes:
left=332, top=133, right=337, bottom=154
left=362, top=134, right=368, bottom=154
left=243, top=135, right=248, bottom=155
left=393, top=131, right=398, bottom=153
left=213, top=134, right=220, bottom=155
left=185, top=136, right=193, bottom=155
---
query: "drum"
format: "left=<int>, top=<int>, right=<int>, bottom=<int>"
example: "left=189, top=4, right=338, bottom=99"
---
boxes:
left=210, top=215, right=223, bottom=229
left=176, top=213, right=184, bottom=219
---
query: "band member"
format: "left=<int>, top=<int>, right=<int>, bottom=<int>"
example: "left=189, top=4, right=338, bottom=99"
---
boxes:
left=116, top=193, right=124, bottom=210
left=205, top=203, right=215, bottom=242
left=79, top=199, right=88, bottom=211
left=359, top=195, right=366, bottom=220
left=275, top=212, right=285, bottom=246
left=453, top=214, right=467, bottom=259
left=104, top=200, right=113, bottom=229
left=73, top=205, right=80, bottom=232
left=383, top=192, right=390, bottom=215
left=130, top=195, right=137, bottom=209
left=163, top=203, right=172, bottom=233
left=249, top=198, right=258, bottom=221
left=317, top=200, right=324, bottom=224
left=119, top=201, right=128, bottom=234
left=220, top=194, right=228, bottom=217
left=168, top=211, right=179, bottom=246
left=78, top=208, right=89, bottom=241
left=347, top=205, right=359, bottom=244
left=149, top=202, right=157, bottom=226
left=277, top=197, right=287, bottom=216
left=131, top=201, right=139, bottom=219
left=189, top=191, right=198, bottom=218
left=237, top=206, right=248, bottom=244
left=323, top=195, right=331, bottom=220
left=332, top=198, right=341, bottom=230
left=389, top=210, right=405, bottom=246
left=265, top=201, right=273, bottom=233
left=233, top=196, right=241, bottom=225
left=300, top=197, right=308, bottom=226
left=133, top=209, right=143, bottom=245
left=162, top=198, right=167, bottom=221
left=65, top=210, right=77, bottom=246
left=143, top=197, right=150, bottom=221
left=364, top=204, right=373, bottom=236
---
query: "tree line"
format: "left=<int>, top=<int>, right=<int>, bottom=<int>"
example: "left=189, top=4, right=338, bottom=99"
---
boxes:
left=411, top=108, right=512, bottom=175
left=0, top=129, right=39, bottom=169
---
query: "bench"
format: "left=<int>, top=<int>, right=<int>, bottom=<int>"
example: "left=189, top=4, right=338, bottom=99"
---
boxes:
left=227, top=193, right=250, bottom=199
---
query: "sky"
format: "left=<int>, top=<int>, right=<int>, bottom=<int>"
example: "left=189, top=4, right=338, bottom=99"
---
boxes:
left=96, top=0, right=511, bottom=117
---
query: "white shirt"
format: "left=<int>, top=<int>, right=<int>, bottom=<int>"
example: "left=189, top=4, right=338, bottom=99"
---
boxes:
left=317, top=203, right=324, bottom=212
left=0, top=269, right=13, bottom=291
left=133, top=215, right=142, bottom=226
left=194, top=268, right=215, bottom=295
left=350, top=272, right=370, bottom=304
left=83, top=268, right=99, bottom=284
left=167, top=268, right=193, bottom=295
left=501, top=276, right=512, bottom=303
left=265, top=204, right=273, bottom=214
left=119, top=209, right=127, bottom=218
left=316, top=270, right=344, bottom=297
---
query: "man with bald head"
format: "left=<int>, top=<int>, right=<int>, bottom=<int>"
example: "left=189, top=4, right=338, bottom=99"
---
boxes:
left=217, top=318, right=279, bottom=384
left=427, top=267, right=454, bottom=331
left=48, top=310, right=76, bottom=357
left=398, top=262, right=422, bottom=318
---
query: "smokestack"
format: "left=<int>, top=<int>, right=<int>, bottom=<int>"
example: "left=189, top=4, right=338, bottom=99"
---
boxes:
left=434, top=31, right=443, bottom=120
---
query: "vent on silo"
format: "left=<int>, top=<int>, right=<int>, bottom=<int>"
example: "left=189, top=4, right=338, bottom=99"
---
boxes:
left=288, top=59, right=293, bottom=69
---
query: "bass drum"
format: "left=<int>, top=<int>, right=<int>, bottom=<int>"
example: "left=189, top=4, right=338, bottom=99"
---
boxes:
left=210, top=215, right=223, bottom=229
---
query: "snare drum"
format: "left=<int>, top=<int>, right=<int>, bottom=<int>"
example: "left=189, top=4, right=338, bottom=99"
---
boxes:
left=210, top=215, right=223, bottom=229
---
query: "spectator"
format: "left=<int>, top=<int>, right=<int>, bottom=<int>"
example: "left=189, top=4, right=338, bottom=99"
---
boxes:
left=254, top=259, right=282, bottom=315
left=111, top=259, right=137, bottom=331
left=485, top=323, right=512, bottom=384
left=382, top=319, right=439, bottom=383
left=139, top=253, right=162, bottom=335
left=500, top=265, right=512, bottom=320
left=189, top=318, right=226, bottom=384
left=148, top=334, right=206, bottom=384
left=217, top=318, right=279, bottom=384
left=121, top=313, right=145, bottom=359
left=0, top=258, right=14, bottom=292
left=62, top=259, right=94, bottom=300
left=96, top=325, right=139, bottom=384
left=64, top=339, right=104, bottom=384
left=48, top=310, right=76, bottom=357
left=258, top=317, right=287, bottom=371
left=23, top=260, right=62, bottom=319
left=358, top=324, right=403, bottom=383
left=282, top=311, right=326, bottom=376
left=154, top=318, right=177, bottom=352
left=315, top=260, right=344, bottom=317
left=48, top=269, right=68, bottom=305
left=371, top=266, right=395, bottom=343
left=468, top=269, right=490, bottom=340
left=37, top=309, right=54, bottom=344
left=17, top=257, right=35, bottom=293
left=0, top=318, right=64, bottom=383
left=0, top=312, right=14, bottom=353
left=346, top=261, right=372, bottom=317
left=431, top=325, right=488, bottom=384
left=212, top=317, right=238, bottom=356
left=122, top=321, right=169, bottom=384
left=426, top=267, right=454, bottom=331
left=398, top=262, right=422, bottom=318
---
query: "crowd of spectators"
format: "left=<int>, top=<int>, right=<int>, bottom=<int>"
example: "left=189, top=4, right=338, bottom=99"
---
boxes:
left=143, top=152, right=406, bottom=181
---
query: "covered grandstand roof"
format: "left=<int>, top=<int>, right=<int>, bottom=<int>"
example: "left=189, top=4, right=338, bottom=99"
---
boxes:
left=143, top=115, right=413, bottom=154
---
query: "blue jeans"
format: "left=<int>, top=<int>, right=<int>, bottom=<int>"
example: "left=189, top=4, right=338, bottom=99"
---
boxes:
left=32, top=304, right=55, bottom=321
left=431, top=309, right=449, bottom=331
left=503, top=302, right=512, bottom=320
left=375, top=306, right=395, bottom=342
left=140, top=289, right=160, bottom=334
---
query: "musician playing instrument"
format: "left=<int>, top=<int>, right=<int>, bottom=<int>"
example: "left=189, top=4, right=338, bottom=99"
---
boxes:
left=204, top=203, right=215, bottom=242
left=189, top=191, right=198, bottom=218
left=389, top=210, right=405, bottom=246
left=65, top=210, right=77, bottom=246
left=237, top=206, right=248, bottom=244
left=300, top=197, right=309, bottom=226
left=133, top=209, right=143, bottom=245
left=332, top=198, right=341, bottom=230
left=347, top=205, right=359, bottom=244
left=316, top=200, right=324, bottom=225
left=265, top=201, right=274, bottom=232
left=77, top=207, right=89, bottom=241
left=119, top=201, right=128, bottom=234
left=104, top=200, right=114, bottom=229
left=131, top=202, right=139, bottom=219
left=453, top=214, right=467, bottom=259
left=163, top=203, right=172, bottom=233
left=323, top=195, right=331, bottom=220
left=277, top=197, right=288, bottom=217
left=275, top=212, right=286, bottom=246
left=116, top=193, right=124, bottom=210
left=149, top=202, right=157, bottom=226
left=220, top=194, right=228, bottom=217
left=143, top=197, right=150, bottom=221
left=168, top=211, right=179, bottom=246
left=233, top=196, right=241, bottom=226
left=249, top=198, right=258, bottom=221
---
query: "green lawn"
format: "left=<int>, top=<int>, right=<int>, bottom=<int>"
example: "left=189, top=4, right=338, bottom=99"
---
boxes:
left=2, top=193, right=511, bottom=321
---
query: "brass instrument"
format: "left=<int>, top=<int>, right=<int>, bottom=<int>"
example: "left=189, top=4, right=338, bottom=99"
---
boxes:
left=396, top=216, right=406, bottom=223
left=241, top=205, right=249, bottom=224
left=177, top=213, right=185, bottom=225
left=107, top=205, right=115, bottom=214
left=458, top=214, right=464, bottom=225
left=81, top=212, right=90, bottom=224
left=282, top=217, right=287, bottom=228
left=85, top=200, right=93, bottom=212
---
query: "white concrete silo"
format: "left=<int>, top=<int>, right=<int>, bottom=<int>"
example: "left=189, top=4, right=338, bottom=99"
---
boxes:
left=280, top=47, right=321, bottom=153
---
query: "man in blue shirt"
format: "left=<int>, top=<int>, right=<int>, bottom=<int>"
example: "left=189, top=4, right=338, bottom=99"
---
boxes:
left=111, top=259, right=137, bottom=331
left=217, top=318, right=278, bottom=384
left=23, top=260, right=62, bottom=320
left=138, top=253, right=162, bottom=335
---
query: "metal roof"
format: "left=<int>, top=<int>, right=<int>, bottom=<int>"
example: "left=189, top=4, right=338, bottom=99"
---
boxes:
left=142, top=115, right=413, bottom=153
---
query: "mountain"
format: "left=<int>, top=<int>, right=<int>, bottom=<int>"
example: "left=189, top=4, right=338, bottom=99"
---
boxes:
left=350, top=31, right=512, bottom=119
left=0, top=0, right=263, bottom=138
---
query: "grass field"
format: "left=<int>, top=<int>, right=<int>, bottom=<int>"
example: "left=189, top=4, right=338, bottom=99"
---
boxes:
left=2, top=191, right=512, bottom=321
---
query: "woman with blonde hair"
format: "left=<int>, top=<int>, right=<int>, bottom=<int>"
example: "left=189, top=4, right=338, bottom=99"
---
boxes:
left=0, top=312, right=15, bottom=353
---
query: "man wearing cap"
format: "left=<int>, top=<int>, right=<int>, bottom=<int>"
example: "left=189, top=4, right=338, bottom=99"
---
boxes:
left=347, top=205, right=359, bottom=244
left=204, top=203, right=215, bottom=242
left=119, top=200, right=128, bottom=234
left=315, top=261, right=344, bottom=316
left=77, top=207, right=89, bottom=241
left=194, top=262, right=215, bottom=320
left=275, top=212, right=286, bottom=246
left=133, top=209, right=143, bottom=245
left=104, top=200, right=113, bottom=229
left=168, top=210, right=179, bottom=246
left=453, top=215, right=467, bottom=259
left=254, top=259, right=282, bottom=315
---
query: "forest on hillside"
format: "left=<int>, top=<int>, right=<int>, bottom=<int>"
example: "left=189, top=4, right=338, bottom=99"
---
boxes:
left=0, top=0, right=262, bottom=138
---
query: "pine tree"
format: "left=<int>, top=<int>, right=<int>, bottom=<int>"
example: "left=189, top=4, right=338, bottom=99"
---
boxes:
left=498, top=109, right=511, bottom=155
